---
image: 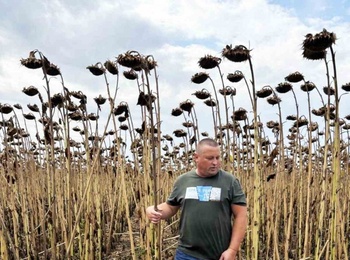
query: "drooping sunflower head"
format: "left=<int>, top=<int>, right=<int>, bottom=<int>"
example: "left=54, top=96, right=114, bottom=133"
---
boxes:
left=302, top=29, right=336, bottom=52
left=87, top=63, right=105, bottom=76
left=341, top=83, right=350, bottom=92
left=192, top=89, right=211, bottom=100
left=191, top=72, right=209, bottom=84
left=104, top=60, right=119, bottom=75
left=302, top=49, right=326, bottom=60
left=20, top=51, right=42, bottom=69
left=227, top=70, right=244, bottom=83
left=285, top=71, right=304, bottom=83
left=275, top=82, right=293, bottom=94
left=256, top=86, right=273, bottom=98
left=198, top=55, right=221, bottom=69
left=300, top=81, right=316, bottom=92
left=22, top=86, right=39, bottom=96
left=180, top=100, right=194, bottom=113
left=219, top=86, right=236, bottom=96
left=267, top=96, right=281, bottom=105
left=0, top=104, right=13, bottom=114
left=94, top=95, right=107, bottom=105
left=222, top=45, right=251, bottom=62
left=117, top=51, right=143, bottom=69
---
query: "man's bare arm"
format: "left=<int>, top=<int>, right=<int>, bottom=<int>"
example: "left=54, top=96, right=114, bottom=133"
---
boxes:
left=146, top=202, right=180, bottom=224
left=220, top=204, right=248, bottom=260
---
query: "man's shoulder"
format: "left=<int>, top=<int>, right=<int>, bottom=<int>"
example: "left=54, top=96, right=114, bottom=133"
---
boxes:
left=175, top=170, right=196, bottom=181
left=219, top=169, right=238, bottom=181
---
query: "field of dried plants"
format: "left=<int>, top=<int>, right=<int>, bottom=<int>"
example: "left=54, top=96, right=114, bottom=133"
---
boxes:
left=0, top=29, right=349, bottom=260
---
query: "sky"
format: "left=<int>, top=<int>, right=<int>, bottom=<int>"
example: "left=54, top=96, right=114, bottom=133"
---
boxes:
left=1, top=0, right=350, bottom=148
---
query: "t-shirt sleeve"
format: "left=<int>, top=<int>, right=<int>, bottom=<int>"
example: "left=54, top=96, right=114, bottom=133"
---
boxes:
left=230, top=178, right=247, bottom=206
left=166, top=178, right=182, bottom=206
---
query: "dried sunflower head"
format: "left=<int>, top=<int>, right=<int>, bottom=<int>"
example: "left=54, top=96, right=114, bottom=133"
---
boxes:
left=22, top=86, right=39, bottom=96
left=104, top=60, right=119, bottom=75
left=302, top=29, right=336, bottom=52
left=145, top=55, right=158, bottom=71
left=163, top=134, right=173, bottom=142
left=192, top=89, right=211, bottom=100
left=180, top=100, right=194, bottom=113
left=0, top=104, right=13, bottom=114
left=70, top=91, right=86, bottom=100
left=69, top=111, right=83, bottom=121
left=118, top=116, right=126, bottom=122
left=341, top=83, right=350, bottom=92
left=14, top=104, right=22, bottom=110
left=286, top=115, right=297, bottom=121
left=51, top=93, right=65, bottom=108
left=173, top=129, right=187, bottom=138
left=191, top=72, right=209, bottom=84
left=275, top=82, right=292, bottom=94
left=219, top=86, right=236, bottom=96
left=66, top=103, right=78, bottom=112
left=94, top=95, right=107, bottom=105
left=20, top=51, right=43, bottom=69
left=323, top=86, right=335, bottom=95
left=300, top=81, right=316, bottom=92
left=123, top=69, right=138, bottom=80
left=120, top=124, right=129, bottom=131
left=285, top=71, right=304, bottom=83
left=198, top=55, right=221, bottom=69
left=266, top=120, right=279, bottom=129
left=232, top=108, right=247, bottom=121
left=342, top=124, right=350, bottom=130
left=227, top=71, right=244, bottom=83
left=293, top=117, right=308, bottom=128
left=87, top=113, right=99, bottom=121
left=21, top=57, right=43, bottom=69
left=171, top=108, right=183, bottom=117
left=311, top=108, right=326, bottom=116
left=117, top=51, right=143, bottom=69
left=27, top=104, right=40, bottom=113
left=222, top=45, right=250, bottom=62
left=267, top=96, right=281, bottom=105
left=256, top=86, right=272, bottom=98
left=87, top=63, right=105, bottom=76
left=136, top=92, right=156, bottom=111
left=182, top=121, right=194, bottom=128
left=302, top=49, right=326, bottom=60
left=45, top=63, right=61, bottom=76
left=204, top=98, right=216, bottom=107
left=114, top=103, right=128, bottom=116
left=201, top=132, right=209, bottom=137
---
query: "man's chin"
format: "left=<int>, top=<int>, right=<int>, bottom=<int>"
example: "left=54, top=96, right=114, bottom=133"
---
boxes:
left=208, top=169, right=218, bottom=175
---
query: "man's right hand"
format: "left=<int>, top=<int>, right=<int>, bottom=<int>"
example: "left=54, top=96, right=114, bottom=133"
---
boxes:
left=146, top=206, right=162, bottom=224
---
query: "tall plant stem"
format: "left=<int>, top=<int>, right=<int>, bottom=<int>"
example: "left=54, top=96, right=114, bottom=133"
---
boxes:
left=217, top=66, right=231, bottom=157
left=38, top=51, right=57, bottom=259
left=143, top=65, right=162, bottom=260
left=315, top=58, right=331, bottom=259
left=247, top=55, right=261, bottom=260
left=208, top=77, right=223, bottom=147
left=329, top=45, right=341, bottom=260
left=302, top=90, right=313, bottom=258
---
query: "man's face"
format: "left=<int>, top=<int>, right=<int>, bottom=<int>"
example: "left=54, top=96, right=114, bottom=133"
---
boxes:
left=194, top=145, right=221, bottom=177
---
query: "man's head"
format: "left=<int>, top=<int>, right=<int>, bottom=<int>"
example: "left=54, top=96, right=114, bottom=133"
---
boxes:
left=194, top=138, right=221, bottom=177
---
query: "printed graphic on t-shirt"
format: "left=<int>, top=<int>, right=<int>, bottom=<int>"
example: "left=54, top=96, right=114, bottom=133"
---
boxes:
left=185, top=186, right=221, bottom=201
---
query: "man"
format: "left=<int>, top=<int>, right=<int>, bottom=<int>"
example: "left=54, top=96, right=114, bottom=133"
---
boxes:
left=146, top=138, right=247, bottom=260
